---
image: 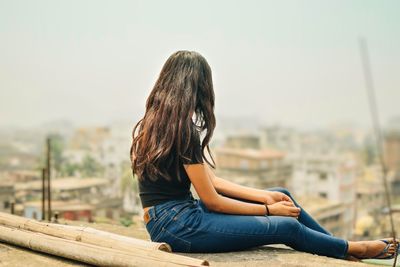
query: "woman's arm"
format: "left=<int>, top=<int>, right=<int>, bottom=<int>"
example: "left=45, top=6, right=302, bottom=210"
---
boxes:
left=204, top=164, right=293, bottom=205
left=183, top=163, right=267, bottom=216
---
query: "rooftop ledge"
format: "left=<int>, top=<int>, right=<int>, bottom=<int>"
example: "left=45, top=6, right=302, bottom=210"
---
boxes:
left=0, top=218, right=394, bottom=267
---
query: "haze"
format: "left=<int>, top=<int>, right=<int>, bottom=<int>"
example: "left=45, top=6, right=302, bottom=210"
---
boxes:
left=0, top=0, right=399, bottom=130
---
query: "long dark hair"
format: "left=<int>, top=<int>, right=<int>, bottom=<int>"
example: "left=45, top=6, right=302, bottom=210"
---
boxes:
left=130, top=50, right=216, bottom=182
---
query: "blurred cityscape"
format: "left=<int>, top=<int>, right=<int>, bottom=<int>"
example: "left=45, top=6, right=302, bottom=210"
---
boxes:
left=1, top=115, right=400, bottom=240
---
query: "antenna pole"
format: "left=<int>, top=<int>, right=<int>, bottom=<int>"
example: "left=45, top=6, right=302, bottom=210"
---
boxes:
left=358, top=37, right=398, bottom=266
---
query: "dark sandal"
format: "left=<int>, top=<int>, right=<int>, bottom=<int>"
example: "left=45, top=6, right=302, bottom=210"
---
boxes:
left=368, top=239, right=397, bottom=260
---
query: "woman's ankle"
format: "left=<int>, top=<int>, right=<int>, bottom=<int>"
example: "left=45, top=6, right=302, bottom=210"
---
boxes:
left=347, top=241, right=367, bottom=258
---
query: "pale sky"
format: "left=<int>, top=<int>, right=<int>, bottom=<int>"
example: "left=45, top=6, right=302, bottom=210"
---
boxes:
left=0, top=0, right=399, bottom=129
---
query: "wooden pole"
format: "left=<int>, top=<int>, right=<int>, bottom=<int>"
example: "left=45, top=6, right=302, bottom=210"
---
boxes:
left=46, top=137, right=51, bottom=222
left=0, top=212, right=209, bottom=266
left=10, top=201, right=14, bottom=215
left=41, top=168, right=46, bottom=221
left=51, top=223, right=172, bottom=251
left=0, top=224, right=199, bottom=267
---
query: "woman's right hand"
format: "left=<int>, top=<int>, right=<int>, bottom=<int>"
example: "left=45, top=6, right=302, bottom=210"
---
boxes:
left=267, top=201, right=301, bottom=218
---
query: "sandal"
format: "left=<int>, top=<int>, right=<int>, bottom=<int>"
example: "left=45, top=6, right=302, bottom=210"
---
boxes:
left=368, top=239, right=399, bottom=260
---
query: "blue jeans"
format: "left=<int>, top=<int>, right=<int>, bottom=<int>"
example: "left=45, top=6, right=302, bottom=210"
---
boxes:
left=144, top=187, right=349, bottom=259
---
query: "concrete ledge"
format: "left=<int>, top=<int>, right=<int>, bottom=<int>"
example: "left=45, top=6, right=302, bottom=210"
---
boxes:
left=0, top=219, right=382, bottom=267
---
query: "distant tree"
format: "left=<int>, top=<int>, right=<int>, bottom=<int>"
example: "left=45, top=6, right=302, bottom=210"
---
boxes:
left=48, top=133, right=65, bottom=175
left=120, top=163, right=138, bottom=194
left=80, top=154, right=104, bottom=177
left=34, top=134, right=66, bottom=176
left=61, top=161, right=80, bottom=176
left=120, top=161, right=139, bottom=213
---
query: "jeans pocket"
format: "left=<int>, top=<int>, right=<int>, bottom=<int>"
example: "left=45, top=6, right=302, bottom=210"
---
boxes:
left=146, top=204, right=172, bottom=234
left=153, top=226, right=191, bottom=253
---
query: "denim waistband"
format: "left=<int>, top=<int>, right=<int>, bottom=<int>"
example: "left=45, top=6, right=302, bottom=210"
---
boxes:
left=146, top=193, right=196, bottom=221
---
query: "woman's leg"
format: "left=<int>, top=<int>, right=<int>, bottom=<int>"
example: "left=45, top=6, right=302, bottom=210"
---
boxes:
left=147, top=197, right=397, bottom=260
left=266, top=187, right=332, bottom=236
left=163, top=199, right=349, bottom=259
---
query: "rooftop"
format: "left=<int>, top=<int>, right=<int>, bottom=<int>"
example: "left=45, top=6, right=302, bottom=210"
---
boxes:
left=215, top=147, right=285, bottom=160
left=296, top=196, right=343, bottom=214
left=15, top=177, right=109, bottom=191
left=0, top=216, right=388, bottom=267
left=23, top=200, right=94, bottom=211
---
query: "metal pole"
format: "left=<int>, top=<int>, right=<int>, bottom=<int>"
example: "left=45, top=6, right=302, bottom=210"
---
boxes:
left=358, top=37, right=398, bottom=266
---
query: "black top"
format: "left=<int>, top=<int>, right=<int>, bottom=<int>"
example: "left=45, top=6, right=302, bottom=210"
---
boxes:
left=137, top=129, right=204, bottom=208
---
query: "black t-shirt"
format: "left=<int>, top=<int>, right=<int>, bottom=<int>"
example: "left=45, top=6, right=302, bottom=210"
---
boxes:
left=137, top=129, right=204, bottom=208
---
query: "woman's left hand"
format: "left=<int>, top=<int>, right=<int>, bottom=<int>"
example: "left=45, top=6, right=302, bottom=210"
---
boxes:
left=263, top=191, right=293, bottom=205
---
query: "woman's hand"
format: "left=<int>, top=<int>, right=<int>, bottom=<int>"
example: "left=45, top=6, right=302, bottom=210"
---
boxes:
left=267, top=201, right=301, bottom=218
left=263, top=191, right=293, bottom=205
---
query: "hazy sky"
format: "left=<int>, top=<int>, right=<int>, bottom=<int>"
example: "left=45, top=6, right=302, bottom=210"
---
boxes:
left=1, top=0, right=399, bottom=129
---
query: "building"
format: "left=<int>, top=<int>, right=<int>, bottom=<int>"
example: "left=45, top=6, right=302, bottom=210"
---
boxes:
left=24, top=200, right=94, bottom=222
left=224, top=134, right=260, bottom=149
left=297, top=196, right=347, bottom=238
left=0, top=181, right=14, bottom=213
left=214, top=147, right=292, bottom=190
left=355, top=166, right=385, bottom=216
left=352, top=166, right=386, bottom=239
left=290, top=152, right=358, bottom=239
left=380, top=205, right=400, bottom=239
left=384, top=131, right=400, bottom=196
left=64, top=125, right=132, bottom=199
left=384, top=131, right=400, bottom=172
left=259, top=125, right=299, bottom=152
left=68, top=127, right=111, bottom=152
left=15, top=177, right=110, bottom=203
left=94, top=196, right=124, bottom=221
left=7, top=170, right=40, bottom=183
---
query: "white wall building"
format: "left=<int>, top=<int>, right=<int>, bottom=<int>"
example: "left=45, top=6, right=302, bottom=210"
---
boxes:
left=290, top=152, right=358, bottom=239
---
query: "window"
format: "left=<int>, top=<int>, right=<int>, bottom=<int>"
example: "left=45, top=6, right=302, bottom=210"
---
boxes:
left=319, top=172, right=327, bottom=180
left=260, top=160, right=268, bottom=169
left=239, top=159, right=249, bottom=170
left=319, top=192, right=327, bottom=198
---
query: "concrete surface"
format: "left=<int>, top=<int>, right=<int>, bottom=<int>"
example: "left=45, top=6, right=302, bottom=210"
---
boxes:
left=0, top=218, right=390, bottom=267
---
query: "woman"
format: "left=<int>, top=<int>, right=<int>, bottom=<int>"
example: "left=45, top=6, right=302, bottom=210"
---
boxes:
left=130, top=50, right=398, bottom=261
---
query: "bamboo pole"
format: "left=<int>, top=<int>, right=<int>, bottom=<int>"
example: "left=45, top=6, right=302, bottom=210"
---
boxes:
left=51, top=223, right=208, bottom=267
left=0, top=211, right=165, bottom=250
left=0, top=212, right=209, bottom=266
left=50, top=223, right=172, bottom=251
left=0, top=224, right=192, bottom=267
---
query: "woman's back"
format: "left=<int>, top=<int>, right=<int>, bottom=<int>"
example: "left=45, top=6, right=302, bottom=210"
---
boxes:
left=135, top=124, right=204, bottom=208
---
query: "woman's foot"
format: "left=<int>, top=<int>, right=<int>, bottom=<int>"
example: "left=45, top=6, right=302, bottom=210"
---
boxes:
left=348, top=238, right=398, bottom=260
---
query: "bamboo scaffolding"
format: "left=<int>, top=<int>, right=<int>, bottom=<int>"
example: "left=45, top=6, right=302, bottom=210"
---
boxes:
left=0, top=212, right=209, bottom=266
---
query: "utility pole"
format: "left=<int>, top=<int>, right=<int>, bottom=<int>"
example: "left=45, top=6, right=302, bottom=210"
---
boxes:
left=46, top=137, right=52, bottom=222
left=41, top=167, right=46, bottom=221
